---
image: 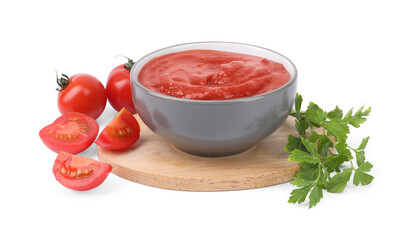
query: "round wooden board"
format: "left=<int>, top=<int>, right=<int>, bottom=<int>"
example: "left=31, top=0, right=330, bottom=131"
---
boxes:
left=97, top=115, right=299, bottom=191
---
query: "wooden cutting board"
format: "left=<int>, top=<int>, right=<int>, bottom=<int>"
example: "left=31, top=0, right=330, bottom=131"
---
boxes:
left=97, top=115, right=299, bottom=191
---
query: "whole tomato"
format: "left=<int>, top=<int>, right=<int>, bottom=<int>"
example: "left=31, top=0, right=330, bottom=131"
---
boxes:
left=57, top=73, right=107, bottom=119
left=106, top=57, right=137, bottom=113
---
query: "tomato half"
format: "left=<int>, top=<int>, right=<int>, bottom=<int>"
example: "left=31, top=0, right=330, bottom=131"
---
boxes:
left=106, top=58, right=137, bottom=113
left=39, top=112, right=99, bottom=154
left=53, top=151, right=112, bottom=191
left=95, top=108, right=140, bottom=150
left=57, top=73, right=107, bottom=119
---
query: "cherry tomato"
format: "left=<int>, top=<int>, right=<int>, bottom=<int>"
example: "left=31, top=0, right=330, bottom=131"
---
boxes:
left=95, top=108, right=140, bottom=150
left=53, top=151, right=112, bottom=191
left=39, top=112, right=99, bottom=154
left=57, top=73, right=107, bottom=119
left=106, top=58, right=137, bottom=113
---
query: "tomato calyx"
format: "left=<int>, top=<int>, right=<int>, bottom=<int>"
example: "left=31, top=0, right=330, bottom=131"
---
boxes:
left=116, top=55, right=135, bottom=71
left=123, top=58, right=135, bottom=71
left=55, top=72, right=70, bottom=91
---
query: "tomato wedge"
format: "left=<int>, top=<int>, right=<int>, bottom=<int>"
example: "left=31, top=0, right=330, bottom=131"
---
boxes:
left=39, top=112, right=99, bottom=154
left=95, top=108, right=140, bottom=150
left=53, top=151, right=112, bottom=191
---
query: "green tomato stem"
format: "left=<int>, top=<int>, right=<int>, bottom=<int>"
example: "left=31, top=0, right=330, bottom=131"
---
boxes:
left=56, top=72, right=70, bottom=91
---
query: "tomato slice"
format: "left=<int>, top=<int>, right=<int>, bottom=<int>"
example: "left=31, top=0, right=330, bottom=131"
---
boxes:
left=95, top=108, right=140, bottom=150
left=53, top=151, right=112, bottom=191
left=39, top=112, right=99, bottom=154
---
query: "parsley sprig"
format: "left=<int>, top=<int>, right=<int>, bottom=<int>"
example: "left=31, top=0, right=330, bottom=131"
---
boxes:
left=285, top=94, right=373, bottom=208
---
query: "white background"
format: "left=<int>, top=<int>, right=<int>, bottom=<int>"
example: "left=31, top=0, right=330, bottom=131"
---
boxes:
left=1, top=0, right=411, bottom=239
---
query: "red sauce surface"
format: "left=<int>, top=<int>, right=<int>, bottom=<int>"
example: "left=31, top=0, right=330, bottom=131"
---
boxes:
left=138, top=50, right=290, bottom=100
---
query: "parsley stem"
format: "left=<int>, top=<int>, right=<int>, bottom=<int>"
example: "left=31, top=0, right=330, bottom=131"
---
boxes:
left=289, top=111, right=305, bottom=118
left=348, top=157, right=356, bottom=171
left=315, top=164, right=322, bottom=182
left=320, top=160, right=329, bottom=181
left=316, top=153, right=329, bottom=182
left=348, top=146, right=357, bottom=151
left=348, top=147, right=358, bottom=170
left=309, top=125, right=316, bottom=134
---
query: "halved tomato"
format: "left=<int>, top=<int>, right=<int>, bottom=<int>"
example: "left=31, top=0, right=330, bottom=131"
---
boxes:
left=53, top=151, right=112, bottom=191
left=95, top=108, right=140, bottom=150
left=39, top=112, right=99, bottom=154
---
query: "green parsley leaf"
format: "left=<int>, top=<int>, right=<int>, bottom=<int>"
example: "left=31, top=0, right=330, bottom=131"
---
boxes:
left=335, top=141, right=353, bottom=162
left=290, top=177, right=314, bottom=187
left=288, top=149, right=318, bottom=164
left=305, top=102, right=327, bottom=126
left=349, top=118, right=366, bottom=128
left=326, top=168, right=352, bottom=193
left=327, top=106, right=343, bottom=120
left=343, top=107, right=353, bottom=122
left=348, top=106, right=371, bottom=128
left=323, top=154, right=348, bottom=172
left=355, top=149, right=366, bottom=166
left=295, top=93, right=303, bottom=113
left=295, top=119, right=309, bottom=137
left=357, top=161, right=373, bottom=172
left=298, top=162, right=320, bottom=180
left=309, top=132, right=321, bottom=143
left=323, top=119, right=350, bottom=141
left=358, top=136, right=370, bottom=150
left=300, top=137, right=319, bottom=159
left=288, top=184, right=313, bottom=205
left=284, top=135, right=302, bottom=153
left=317, top=135, right=333, bottom=157
left=353, top=170, right=374, bottom=186
left=309, top=184, right=323, bottom=208
left=335, top=140, right=347, bottom=154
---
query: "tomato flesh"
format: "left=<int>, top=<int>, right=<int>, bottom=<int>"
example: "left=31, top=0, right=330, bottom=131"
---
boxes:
left=53, top=151, right=112, bottom=191
left=106, top=64, right=137, bottom=113
left=39, top=112, right=99, bottom=154
left=95, top=108, right=140, bottom=150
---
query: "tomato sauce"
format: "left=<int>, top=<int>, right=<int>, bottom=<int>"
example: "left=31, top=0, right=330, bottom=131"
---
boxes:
left=138, top=50, right=290, bottom=100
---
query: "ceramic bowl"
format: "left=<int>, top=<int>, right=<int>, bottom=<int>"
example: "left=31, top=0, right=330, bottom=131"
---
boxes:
left=130, top=42, right=297, bottom=156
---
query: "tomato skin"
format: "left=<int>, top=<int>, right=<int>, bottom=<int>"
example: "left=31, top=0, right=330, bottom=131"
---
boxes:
left=53, top=151, right=112, bottom=191
left=58, top=74, right=107, bottom=119
left=95, top=108, right=140, bottom=150
left=106, top=64, right=137, bottom=113
left=39, top=112, right=99, bottom=154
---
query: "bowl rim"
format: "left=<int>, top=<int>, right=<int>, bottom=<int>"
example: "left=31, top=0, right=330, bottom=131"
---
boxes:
left=130, top=41, right=297, bottom=104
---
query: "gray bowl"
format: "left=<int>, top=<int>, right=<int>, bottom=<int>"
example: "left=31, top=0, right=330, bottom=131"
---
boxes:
left=130, top=42, right=297, bottom=156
